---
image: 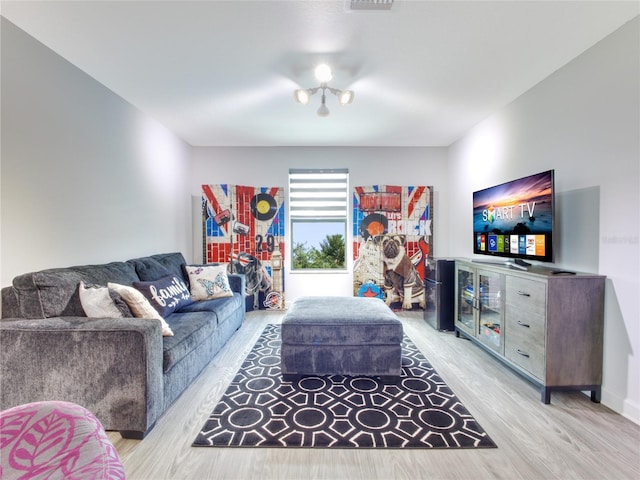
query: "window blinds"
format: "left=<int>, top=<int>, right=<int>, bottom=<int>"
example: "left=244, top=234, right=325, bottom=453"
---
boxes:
left=289, top=169, right=349, bottom=220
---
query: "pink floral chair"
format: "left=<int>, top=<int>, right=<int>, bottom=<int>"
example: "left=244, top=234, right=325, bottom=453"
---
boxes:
left=1, top=401, right=125, bottom=479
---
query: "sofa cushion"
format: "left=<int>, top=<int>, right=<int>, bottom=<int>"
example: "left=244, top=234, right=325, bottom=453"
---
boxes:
left=1, top=286, right=20, bottom=319
left=11, top=262, right=139, bottom=319
left=162, top=311, right=218, bottom=373
left=132, top=275, right=193, bottom=317
left=176, top=293, right=243, bottom=326
left=129, top=253, right=187, bottom=282
left=162, top=292, right=243, bottom=372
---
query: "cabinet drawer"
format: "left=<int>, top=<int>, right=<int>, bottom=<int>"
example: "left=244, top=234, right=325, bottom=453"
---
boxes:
left=505, top=314, right=545, bottom=380
left=505, top=276, right=546, bottom=316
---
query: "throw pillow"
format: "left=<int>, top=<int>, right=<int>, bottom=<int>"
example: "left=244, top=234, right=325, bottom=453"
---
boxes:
left=184, top=264, right=234, bottom=301
left=109, top=290, right=134, bottom=318
left=132, top=275, right=193, bottom=317
left=107, top=282, right=174, bottom=336
left=79, top=281, right=124, bottom=318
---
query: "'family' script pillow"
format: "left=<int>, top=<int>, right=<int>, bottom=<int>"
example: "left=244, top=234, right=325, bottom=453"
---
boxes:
left=184, top=265, right=234, bottom=301
left=132, top=275, right=193, bottom=317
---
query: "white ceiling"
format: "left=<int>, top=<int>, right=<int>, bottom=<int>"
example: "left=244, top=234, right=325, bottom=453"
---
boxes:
left=2, top=1, right=638, bottom=147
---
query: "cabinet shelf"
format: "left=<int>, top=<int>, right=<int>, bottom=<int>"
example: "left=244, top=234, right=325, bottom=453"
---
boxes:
left=454, top=259, right=605, bottom=404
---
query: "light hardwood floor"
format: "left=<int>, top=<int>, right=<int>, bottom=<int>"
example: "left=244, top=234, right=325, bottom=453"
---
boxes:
left=108, top=310, right=640, bottom=480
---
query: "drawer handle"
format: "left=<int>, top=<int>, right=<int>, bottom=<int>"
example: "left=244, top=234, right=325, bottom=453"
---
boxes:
left=517, top=320, right=530, bottom=328
left=516, top=349, right=530, bottom=358
left=517, top=291, right=531, bottom=297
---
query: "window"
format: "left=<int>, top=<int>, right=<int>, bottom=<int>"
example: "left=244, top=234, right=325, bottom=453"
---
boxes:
left=289, top=169, right=348, bottom=270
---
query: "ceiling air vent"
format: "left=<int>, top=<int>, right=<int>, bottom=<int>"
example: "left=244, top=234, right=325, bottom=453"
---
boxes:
left=350, top=0, right=394, bottom=11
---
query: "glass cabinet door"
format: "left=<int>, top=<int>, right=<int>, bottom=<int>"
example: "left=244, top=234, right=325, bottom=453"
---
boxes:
left=476, top=269, right=504, bottom=353
left=455, top=265, right=476, bottom=336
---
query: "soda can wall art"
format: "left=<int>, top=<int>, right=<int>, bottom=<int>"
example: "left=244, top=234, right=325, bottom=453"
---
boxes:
left=353, top=185, right=433, bottom=311
left=202, top=184, right=285, bottom=310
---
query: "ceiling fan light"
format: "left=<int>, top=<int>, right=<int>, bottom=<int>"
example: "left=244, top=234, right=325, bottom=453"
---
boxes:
left=294, top=64, right=353, bottom=116
left=294, top=89, right=311, bottom=105
left=314, top=64, right=333, bottom=84
left=338, top=90, right=354, bottom=105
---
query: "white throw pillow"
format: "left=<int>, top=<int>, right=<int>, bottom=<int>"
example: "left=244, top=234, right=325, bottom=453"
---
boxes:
left=107, top=282, right=174, bottom=336
left=79, top=281, right=124, bottom=318
left=184, top=264, right=234, bottom=301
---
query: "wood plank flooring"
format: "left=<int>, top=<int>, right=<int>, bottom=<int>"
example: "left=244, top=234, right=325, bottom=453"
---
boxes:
left=108, top=310, right=640, bottom=480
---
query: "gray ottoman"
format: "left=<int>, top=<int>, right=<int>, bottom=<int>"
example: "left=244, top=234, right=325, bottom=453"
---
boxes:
left=281, top=296, right=403, bottom=382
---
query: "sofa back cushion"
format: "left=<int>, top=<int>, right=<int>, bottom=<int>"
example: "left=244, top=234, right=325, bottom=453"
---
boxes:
left=128, top=252, right=188, bottom=282
left=1, top=287, right=20, bottom=319
left=11, top=262, right=139, bottom=319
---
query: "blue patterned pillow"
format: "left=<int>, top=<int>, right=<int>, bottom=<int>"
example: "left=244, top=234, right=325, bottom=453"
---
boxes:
left=132, top=274, right=193, bottom=317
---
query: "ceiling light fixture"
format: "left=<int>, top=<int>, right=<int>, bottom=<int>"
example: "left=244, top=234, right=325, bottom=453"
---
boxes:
left=294, top=64, right=354, bottom=117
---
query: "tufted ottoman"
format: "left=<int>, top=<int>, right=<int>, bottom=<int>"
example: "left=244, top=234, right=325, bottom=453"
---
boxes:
left=281, top=296, right=403, bottom=383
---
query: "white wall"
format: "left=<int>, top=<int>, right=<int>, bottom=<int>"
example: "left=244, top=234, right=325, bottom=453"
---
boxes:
left=1, top=18, right=193, bottom=286
left=448, top=17, right=639, bottom=423
left=190, top=147, right=448, bottom=303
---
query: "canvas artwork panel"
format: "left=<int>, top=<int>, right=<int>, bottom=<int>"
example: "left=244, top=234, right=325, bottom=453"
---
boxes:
left=202, top=184, right=285, bottom=310
left=353, top=185, right=433, bottom=311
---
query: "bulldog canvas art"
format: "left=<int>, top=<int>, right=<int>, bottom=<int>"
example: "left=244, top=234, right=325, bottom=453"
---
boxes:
left=353, top=185, right=433, bottom=310
left=380, top=234, right=426, bottom=310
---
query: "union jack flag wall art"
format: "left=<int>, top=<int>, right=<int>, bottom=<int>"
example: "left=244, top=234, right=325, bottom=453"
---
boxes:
left=202, top=184, right=285, bottom=310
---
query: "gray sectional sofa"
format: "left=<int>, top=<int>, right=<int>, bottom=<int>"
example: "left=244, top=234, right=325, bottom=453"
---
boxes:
left=0, top=252, right=245, bottom=439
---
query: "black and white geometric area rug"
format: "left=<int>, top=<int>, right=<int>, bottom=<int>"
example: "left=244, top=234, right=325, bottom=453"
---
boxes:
left=193, top=324, right=496, bottom=449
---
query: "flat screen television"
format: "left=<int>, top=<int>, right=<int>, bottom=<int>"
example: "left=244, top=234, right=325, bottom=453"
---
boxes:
left=473, top=170, right=555, bottom=266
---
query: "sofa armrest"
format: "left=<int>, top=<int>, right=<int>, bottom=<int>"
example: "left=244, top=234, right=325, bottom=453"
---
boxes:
left=227, top=273, right=245, bottom=295
left=0, top=316, right=163, bottom=438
